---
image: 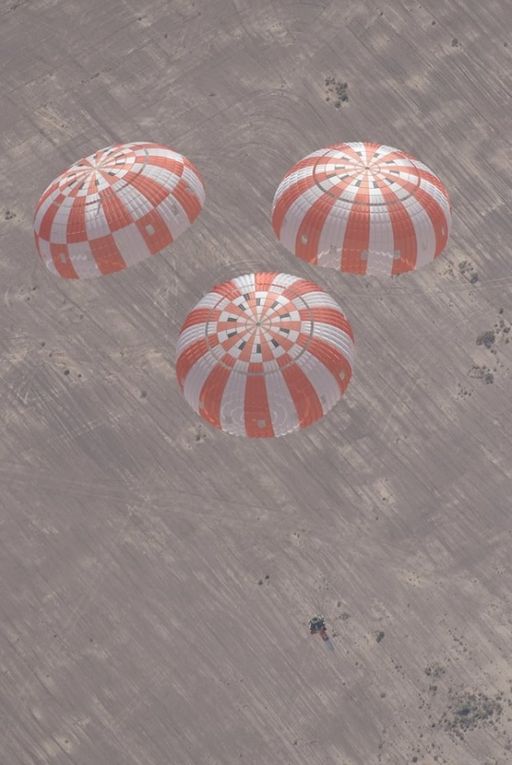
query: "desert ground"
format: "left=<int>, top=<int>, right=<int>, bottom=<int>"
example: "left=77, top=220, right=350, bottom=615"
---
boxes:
left=1, top=0, right=512, bottom=763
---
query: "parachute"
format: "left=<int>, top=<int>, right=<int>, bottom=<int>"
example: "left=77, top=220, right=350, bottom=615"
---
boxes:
left=271, top=142, right=451, bottom=276
left=33, top=142, right=205, bottom=279
left=176, top=272, right=354, bottom=438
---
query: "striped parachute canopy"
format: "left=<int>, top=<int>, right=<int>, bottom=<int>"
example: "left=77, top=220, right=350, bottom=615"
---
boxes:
left=271, top=142, right=451, bottom=276
left=33, top=142, right=205, bottom=279
left=176, top=272, right=354, bottom=438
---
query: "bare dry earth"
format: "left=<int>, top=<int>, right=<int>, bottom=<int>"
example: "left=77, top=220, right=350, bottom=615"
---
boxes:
left=1, top=1, right=512, bottom=763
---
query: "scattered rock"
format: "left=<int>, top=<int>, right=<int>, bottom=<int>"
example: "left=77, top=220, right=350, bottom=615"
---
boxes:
left=469, top=364, right=494, bottom=383
left=376, top=631, right=385, bottom=643
left=441, top=690, right=503, bottom=733
left=324, top=77, right=349, bottom=106
left=456, top=383, right=472, bottom=399
left=80, top=72, right=100, bottom=85
left=451, top=38, right=459, bottom=47
left=195, top=425, right=207, bottom=443
left=4, top=210, right=16, bottom=220
left=476, top=330, right=495, bottom=349
left=458, top=260, right=479, bottom=284
left=425, top=663, right=446, bottom=679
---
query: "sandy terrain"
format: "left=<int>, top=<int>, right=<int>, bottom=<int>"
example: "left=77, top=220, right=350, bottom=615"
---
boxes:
left=1, top=1, right=512, bottom=763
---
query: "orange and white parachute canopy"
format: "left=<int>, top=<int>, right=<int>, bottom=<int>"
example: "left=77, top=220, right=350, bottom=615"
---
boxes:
left=176, top=272, right=354, bottom=438
left=271, top=142, right=451, bottom=276
left=33, top=142, right=205, bottom=279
